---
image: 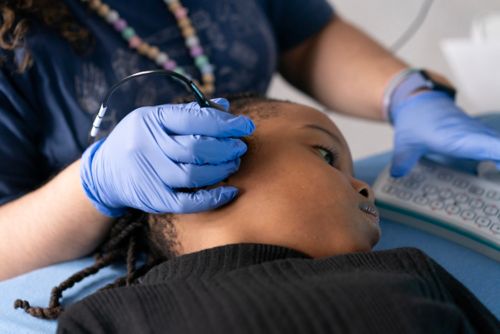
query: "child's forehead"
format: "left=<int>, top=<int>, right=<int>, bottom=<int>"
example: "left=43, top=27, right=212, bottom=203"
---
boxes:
left=253, top=103, right=342, bottom=137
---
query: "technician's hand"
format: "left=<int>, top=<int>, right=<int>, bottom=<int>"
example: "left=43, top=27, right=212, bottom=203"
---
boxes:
left=390, top=91, right=500, bottom=177
left=80, top=98, right=255, bottom=217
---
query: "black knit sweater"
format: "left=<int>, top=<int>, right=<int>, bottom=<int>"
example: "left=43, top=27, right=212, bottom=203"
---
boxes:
left=57, top=244, right=499, bottom=334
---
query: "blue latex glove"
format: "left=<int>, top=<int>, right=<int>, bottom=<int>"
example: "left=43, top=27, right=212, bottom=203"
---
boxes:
left=390, top=91, right=500, bottom=177
left=80, top=98, right=255, bottom=217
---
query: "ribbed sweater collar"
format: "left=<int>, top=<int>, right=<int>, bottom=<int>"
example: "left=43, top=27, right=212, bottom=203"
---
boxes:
left=142, top=243, right=310, bottom=283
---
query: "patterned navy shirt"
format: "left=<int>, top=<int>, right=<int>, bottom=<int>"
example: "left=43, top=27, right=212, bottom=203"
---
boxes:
left=0, top=0, right=333, bottom=204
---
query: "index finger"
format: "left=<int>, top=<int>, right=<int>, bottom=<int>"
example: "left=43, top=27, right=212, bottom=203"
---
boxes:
left=153, top=99, right=255, bottom=138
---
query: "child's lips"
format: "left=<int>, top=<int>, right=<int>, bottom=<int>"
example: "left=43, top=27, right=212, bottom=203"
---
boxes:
left=359, top=202, right=380, bottom=224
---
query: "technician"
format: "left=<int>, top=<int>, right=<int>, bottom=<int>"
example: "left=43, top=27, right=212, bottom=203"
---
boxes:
left=0, top=0, right=499, bottom=279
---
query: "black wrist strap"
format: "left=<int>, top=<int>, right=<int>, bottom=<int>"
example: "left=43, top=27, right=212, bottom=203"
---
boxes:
left=420, top=70, right=457, bottom=100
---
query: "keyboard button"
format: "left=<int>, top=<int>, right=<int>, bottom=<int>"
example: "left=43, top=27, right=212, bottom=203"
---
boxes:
left=455, top=193, right=469, bottom=203
left=413, top=196, right=428, bottom=206
left=392, top=177, right=405, bottom=185
left=461, top=210, right=476, bottom=220
left=437, top=172, right=453, bottom=182
left=382, top=185, right=397, bottom=195
left=490, top=223, right=500, bottom=235
left=430, top=200, right=444, bottom=210
left=445, top=205, right=461, bottom=215
left=403, top=180, right=420, bottom=190
left=484, top=205, right=499, bottom=216
left=412, top=173, right=426, bottom=183
left=468, top=185, right=485, bottom=196
left=443, top=198, right=455, bottom=205
left=486, top=190, right=500, bottom=200
left=439, top=188, right=453, bottom=199
left=475, top=217, right=492, bottom=228
left=382, top=185, right=393, bottom=193
left=398, top=191, right=412, bottom=200
left=423, top=185, right=438, bottom=194
left=469, top=199, right=484, bottom=209
left=427, top=193, right=440, bottom=201
left=452, top=178, right=469, bottom=189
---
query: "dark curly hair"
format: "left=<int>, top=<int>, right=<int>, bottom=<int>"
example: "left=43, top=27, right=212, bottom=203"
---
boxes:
left=0, top=0, right=90, bottom=72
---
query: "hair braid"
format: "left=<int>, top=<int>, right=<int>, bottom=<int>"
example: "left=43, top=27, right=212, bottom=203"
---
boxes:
left=13, top=211, right=164, bottom=320
left=125, top=233, right=137, bottom=285
left=100, top=220, right=144, bottom=254
left=13, top=248, right=123, bottom=319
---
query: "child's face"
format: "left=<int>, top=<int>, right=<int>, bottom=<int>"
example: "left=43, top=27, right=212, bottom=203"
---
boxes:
left=169, top=102, right=381, bottom=257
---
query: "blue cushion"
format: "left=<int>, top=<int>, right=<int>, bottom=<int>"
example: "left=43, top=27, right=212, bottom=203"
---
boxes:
left=1, top=114, right=499, bottom=333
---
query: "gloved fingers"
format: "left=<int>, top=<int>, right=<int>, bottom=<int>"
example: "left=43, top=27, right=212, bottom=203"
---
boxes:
left=443, top=132, right=500, bottom=162
left=390, top=144, right=426, bottom=177
left=210, top=98, right=230, bottom=111
left=156, top=159, right=241, bottom=188
left=165, top=186, right=239, bottom=214
left=153, top=99, right=255, bottom=137
left=479, top=123, right=500, bottom=137
left=158, top=135, right=248, bottom=164
left=132, top=186, right=238, bottom=214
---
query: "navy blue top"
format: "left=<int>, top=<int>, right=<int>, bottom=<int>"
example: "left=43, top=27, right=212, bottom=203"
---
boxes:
left=0, top=0, right=333, bottom=204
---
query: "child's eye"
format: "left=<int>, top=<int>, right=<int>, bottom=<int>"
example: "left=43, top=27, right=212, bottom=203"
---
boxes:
left=315, top=146, right=337, bottom=166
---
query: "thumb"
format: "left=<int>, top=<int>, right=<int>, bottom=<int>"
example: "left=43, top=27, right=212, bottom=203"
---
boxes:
left=170, top=186, right=239, bottom=213
left=390, top=144, right=426, bottom=177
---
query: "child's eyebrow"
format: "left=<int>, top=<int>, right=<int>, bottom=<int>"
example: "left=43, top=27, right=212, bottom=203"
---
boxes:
left=302, top=124, right=343, bottom=145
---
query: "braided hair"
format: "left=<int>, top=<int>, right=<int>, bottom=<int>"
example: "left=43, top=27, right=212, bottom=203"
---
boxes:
left=13, top=210, right=174, bottom=319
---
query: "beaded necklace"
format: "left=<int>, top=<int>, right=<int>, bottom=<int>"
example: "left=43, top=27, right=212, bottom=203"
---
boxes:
left=82, top=0, right=216, bottom=95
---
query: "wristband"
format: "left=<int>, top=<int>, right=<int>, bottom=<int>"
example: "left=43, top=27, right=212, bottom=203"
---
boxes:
left=382, top=68, right=456, bottom=123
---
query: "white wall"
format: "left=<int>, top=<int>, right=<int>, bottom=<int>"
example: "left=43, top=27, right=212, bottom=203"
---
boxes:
left=267, top=0, right=500, bottom=159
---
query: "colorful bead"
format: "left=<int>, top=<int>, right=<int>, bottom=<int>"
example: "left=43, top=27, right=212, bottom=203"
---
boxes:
left=97, top=4, right=110, bottom=16
left=137, top=43, right=150, bottom=56
left=185, top=36, right=199, bottom=48
left=177, top=17, right=191, bottom=29
left=190, top=46, right=203, bottom=57
left=181, top=26, right=195, bottom=38
left=147, top=46, right=160, bottom=59
left=89, top=0, right=102, bottom=10
left=121, top=27, right=135, bottom=40
left=195, top=55, right=208, bottom=68
left=128, top=36, right=142, bottom=49
left=173, top=7, right=188, bottom=19
left=105, top=10, right=119, bottom=23
left=168, top=2, right=181, bottom=11
left=113, top=19, right=127, bottom=31
left=200, top=63, right=214, bottom=74
left=202, top=73, right=215, bottom=84
left=163, top=60, right=177, bottom=71
left=155, top=52, right=169, bottom=65
left=173, top=67, right=185, bottom=75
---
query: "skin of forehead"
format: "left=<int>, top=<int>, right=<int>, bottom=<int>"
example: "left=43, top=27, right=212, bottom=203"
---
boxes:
left=242, top=102, right=352, bottom=169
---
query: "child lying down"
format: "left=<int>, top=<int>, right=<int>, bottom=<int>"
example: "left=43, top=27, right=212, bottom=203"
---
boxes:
left=15, top=95, right=500, bottom=333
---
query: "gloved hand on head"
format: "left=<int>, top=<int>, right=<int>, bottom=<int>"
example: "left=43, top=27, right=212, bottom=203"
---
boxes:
left=80, top=98, right=255, bottom=217
left=390, top=91, right=500, bottom=177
